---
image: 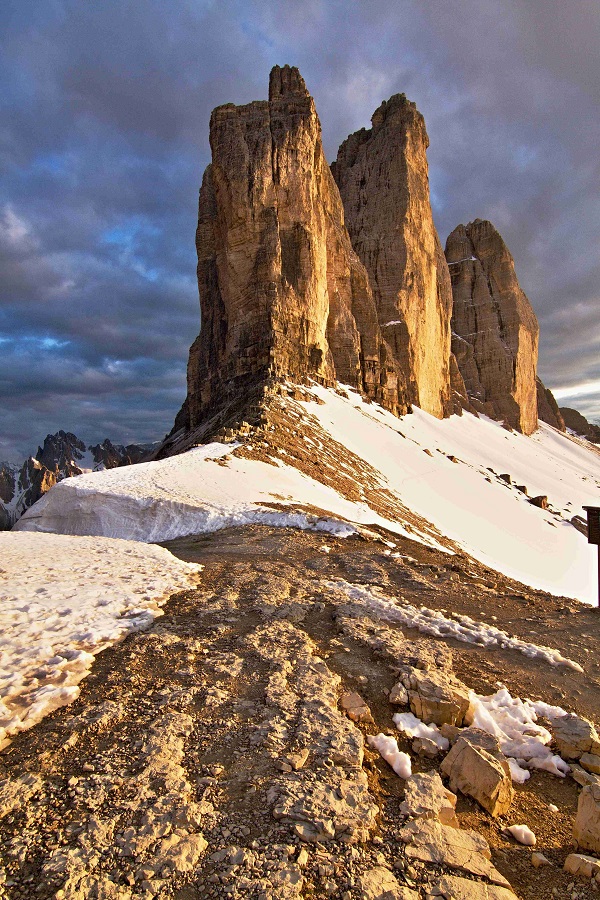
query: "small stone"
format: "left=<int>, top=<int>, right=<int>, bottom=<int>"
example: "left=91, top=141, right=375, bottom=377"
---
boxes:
left=286, top=749, right=310, bottom=771
left=564, top=853, right=600, bottom=879
left=440, top=724, right=461, bottom=745
left=297, top=848, right=309, bottom=867
left=529, top=495, right=548, bottom=509
left=532, top=852, right=552, bottom=868
left=389, top=683, right=409, bottom=705
left=412, top=736, right=442, bottom=758
left=340, top=691, right=375, bottom=725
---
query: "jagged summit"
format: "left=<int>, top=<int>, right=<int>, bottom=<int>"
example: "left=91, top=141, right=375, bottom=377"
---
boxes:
left=268, top=63, right=309, bottom=100
left=332, top=92, right=452, bottom=419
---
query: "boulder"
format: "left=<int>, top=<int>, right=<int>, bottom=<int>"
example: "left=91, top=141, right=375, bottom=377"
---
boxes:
left=574, top=783, right=600, bottom=853
left=581, top=754, right=600, bottom=775
left=399, top=666, right=473, bottom=727
left=389, top=682, right=409, bottom=705
left=400, top=772, right=458, bottom=827
left=553, top=714, right=600, bottom=760
left=440, top=729, right=513, bottom=817
left=564, top=853, right=600, bottom=879
left=571, top=764, right=600, bottom=788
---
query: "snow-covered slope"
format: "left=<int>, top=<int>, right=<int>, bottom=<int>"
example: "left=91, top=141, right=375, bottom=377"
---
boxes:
left=16, top=384, right=600, bottom=603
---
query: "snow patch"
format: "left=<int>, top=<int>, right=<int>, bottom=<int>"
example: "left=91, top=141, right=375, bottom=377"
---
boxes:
left=367, top=733, right=412, bottom=778
left=0, top=533, right=203, bottom=749
left=505, top=824, right=536, bottom=846
left=392, top=712, right=449, bottom=751
left=328, top=580, right=583, bottom=671
left=468, top=687, right=571, bottom=780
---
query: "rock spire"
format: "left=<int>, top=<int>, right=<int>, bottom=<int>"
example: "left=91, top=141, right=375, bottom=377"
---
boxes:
left=176, top=68, right=548, bottom=445
left=332, top=94, right=453, bottom=419
left=183, top=64, right=405, bottom=436
left=445, top=220, right=540, bottom=435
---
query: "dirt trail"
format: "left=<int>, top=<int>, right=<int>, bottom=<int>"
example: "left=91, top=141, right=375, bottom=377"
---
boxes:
left=1, top=525, right=599, bottom=900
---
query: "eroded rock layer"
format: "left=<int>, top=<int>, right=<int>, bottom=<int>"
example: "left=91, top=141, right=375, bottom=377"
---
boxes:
left=185, top=65, right=404, bottom=434
left=332, top=95, right=453, bottom=419
left=446, top=220, right=539, bottom=435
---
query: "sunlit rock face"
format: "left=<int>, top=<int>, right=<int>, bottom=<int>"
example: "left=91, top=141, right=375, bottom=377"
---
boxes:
left=332, top=94, right=453, bottom=420
left=445, top=220, right=539, bottom=435
left=185, top=65, right=404, bottom=433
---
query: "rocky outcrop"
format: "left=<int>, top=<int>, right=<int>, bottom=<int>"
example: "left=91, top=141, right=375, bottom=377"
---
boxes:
left=332, top=94, right=453, bottom=419
left=536, top=378, right=565, bottom=430
left=560, top=407, right=600, bottom=443
left=184, top=65, right=404, bottom=436
left=445, top=220, right=539, bottom=435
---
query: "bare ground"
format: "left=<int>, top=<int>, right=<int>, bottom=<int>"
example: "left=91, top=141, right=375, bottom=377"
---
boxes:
left=1, top=524, right=600, bottom=900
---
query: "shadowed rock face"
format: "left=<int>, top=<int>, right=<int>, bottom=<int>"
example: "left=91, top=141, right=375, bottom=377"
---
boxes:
left=185, top=65, right=405, bottom=433
left=445, top=220, right=539, bottom=435
left=536, top=379, right=565, bottom=431
left=332, top=94, right=453, bottom=419
left=560, top=407, right=600, bottom=443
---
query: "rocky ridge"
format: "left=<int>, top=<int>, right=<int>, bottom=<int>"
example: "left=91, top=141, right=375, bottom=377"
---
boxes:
left=560, top=409, right=600, bottom=445
left=181, top=65, right=404, bottom=441
left=0, top=431, right=149, bottom=529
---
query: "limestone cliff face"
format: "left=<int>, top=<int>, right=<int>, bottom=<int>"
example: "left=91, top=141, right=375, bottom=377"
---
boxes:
left=445, top=220, right=539, bottom=435
left=536, top=379, right=565, bottom=431
left=332, top=95, right=453, bottom=419
left=186, top=66, right=404, bottom=433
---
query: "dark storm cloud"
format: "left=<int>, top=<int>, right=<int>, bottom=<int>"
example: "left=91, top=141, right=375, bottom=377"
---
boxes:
left=1, top=0, right=599, bottom=461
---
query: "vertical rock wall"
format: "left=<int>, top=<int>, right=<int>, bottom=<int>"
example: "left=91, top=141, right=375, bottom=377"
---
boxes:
left=446, top=220, right=539, bottom=435
left=186, top=66, right=404, bottom=432
left=332, top=95, right=453, bottom=419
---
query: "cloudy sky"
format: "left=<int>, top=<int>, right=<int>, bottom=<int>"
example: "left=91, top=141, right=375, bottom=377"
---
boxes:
left=1, top=0, right=599, bottom=461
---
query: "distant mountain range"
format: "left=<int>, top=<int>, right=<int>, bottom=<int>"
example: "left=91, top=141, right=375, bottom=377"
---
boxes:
left=0, top=431, right=151, bottom=529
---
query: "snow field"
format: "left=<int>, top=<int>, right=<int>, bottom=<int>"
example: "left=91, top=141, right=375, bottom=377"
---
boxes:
left=14, top=440, right=421, bottom=545
left=0, top=532, right=203, bottom=749
left=303, top=385, right=600, bottom=604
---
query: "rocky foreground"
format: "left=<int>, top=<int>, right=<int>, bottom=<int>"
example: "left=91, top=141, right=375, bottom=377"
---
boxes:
left=2, top=525, right=600, bottom=900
